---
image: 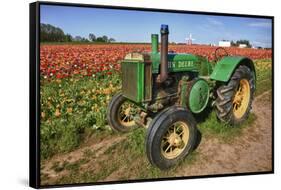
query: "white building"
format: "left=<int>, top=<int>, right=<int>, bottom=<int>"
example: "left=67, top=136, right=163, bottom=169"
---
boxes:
left=239, top=44, right=247, bottom=48
left=218, top=41, right=231, bottom=47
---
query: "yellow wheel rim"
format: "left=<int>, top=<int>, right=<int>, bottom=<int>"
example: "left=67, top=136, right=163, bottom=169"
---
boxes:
left=117, top=101, right=136, bottom=127
left=161, top=121, right=190, bottom=159
left=233, top=79, right=251, bottom=119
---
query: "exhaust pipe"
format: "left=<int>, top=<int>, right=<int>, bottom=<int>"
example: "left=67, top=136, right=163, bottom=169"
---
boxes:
left=159, top=24, right=169, bottom=83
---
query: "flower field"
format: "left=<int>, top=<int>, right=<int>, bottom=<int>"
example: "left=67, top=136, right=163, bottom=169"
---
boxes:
left=40, top=44, right=272, bottom=160
left=40, top=44, right=271, bottom=79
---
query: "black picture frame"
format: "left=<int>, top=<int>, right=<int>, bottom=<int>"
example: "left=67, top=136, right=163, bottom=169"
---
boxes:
left=29, top=1, right=274, bottom=188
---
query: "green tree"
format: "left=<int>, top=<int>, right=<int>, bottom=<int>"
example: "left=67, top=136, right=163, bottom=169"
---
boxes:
left=40, top=23, right=116, bottom=43
left=40, top=23, right=66, bottom=42
left=81, top=37, right=89, bottom=42
left=236, top=40, right=252, bottom=48
left=96, top=37, right=104, bottom=42
left=65, top=34, right=73, bottom=42
left=231, top=40, right=237, bottom=46
left=108, top=38, right=116, bottom=43
left=89, top=33, right=96, bottom=42
left=102, top=35, right=108, bottom=43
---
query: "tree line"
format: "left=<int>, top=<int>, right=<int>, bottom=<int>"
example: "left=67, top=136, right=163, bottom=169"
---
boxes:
left=231, top=40, right=252, bottom=48
left=40, top=23, right=115, bottom=43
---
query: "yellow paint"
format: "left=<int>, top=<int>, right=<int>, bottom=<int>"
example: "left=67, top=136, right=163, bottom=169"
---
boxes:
left=161, top=121, right=190, bottom=159
left=233, top=79, right=251, bottom=119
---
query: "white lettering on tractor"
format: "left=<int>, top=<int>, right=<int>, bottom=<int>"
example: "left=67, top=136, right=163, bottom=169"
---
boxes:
left=168, top=61, right=194, bottom=68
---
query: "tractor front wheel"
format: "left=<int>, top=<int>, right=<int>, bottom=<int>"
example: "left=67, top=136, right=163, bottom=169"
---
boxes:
left=107, top=93, right=138, bottom=132
left=146, top=106, right=197, bottom=170
left=215, top=65, right=255, bottom=125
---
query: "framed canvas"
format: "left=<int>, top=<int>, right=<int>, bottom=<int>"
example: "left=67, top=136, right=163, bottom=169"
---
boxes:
left=29, top=1, right=274, bottom=188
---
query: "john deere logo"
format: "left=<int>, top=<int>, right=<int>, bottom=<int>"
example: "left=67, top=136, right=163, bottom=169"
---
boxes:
left=168, top=61, right=194, bottom=68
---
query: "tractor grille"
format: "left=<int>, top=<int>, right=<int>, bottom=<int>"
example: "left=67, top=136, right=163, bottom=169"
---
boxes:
left=121, top=61, right=143, bottom=102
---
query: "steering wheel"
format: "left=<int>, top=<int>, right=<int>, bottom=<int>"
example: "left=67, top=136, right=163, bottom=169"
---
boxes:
left=214, top=47, right=229, bottom=62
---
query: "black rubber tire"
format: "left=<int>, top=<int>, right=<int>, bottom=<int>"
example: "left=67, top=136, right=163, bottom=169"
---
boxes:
left=107, top=93, right=137, bottom=132
left=215, top=65, right=255, bottom=125
left=146, top=106, right=198, bottom=170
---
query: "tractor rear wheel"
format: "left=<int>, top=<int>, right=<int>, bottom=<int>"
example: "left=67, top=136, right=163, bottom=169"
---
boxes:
left=146, top=106, right=197, bottom=170
left=215, top=65, right=255, bottom=125
left=107, top=93, right=138, bottom=132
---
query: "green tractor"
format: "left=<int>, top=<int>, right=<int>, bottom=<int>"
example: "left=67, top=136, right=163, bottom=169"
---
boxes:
left=107, top=25, right=255, bottom=170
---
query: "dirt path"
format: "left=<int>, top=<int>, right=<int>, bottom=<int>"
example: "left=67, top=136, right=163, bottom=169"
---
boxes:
left=172, top=90, right=272, bottom=176
left=41, top=90, right=272, bottom=185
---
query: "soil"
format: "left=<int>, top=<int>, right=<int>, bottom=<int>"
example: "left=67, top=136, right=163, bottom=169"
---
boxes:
left=173, top=90, right=272, bottom=177
left=41, top=90, right=272, bottom=185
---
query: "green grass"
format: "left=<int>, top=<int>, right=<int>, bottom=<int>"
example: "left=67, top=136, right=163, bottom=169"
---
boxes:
left=54, top=156, right=119, bottom=184
left=197, top=111, right=256, bottom=143
left=254, top=59, right=272, bottom=95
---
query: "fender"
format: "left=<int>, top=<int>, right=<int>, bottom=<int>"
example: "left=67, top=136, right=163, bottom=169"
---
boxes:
left=210, top=56, right=256, bottom=82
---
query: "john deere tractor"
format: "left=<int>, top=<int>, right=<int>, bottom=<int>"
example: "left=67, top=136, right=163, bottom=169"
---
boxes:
left=107, top=25, right=255, bottom=170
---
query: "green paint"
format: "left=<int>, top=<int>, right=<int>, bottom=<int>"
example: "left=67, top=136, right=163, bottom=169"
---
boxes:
left=210, top=56, right=254, bottom=82
left=151, top=34, right=159, bottom=54
left=137, top=62, right=145, bottom=102
left=188, top=79, right=209, bottom=113
left=179, top=77, right=189, bottom=108
left=197, top=57, right=213, bottom=76
left=151, top=53, right=201, bottom=73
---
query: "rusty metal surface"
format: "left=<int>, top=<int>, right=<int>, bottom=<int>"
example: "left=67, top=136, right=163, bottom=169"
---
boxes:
left=122, top=62, right=138, bottom=101
left=144, top=62, right=152, bottom=101
left=159, top=26, right=169, bottom=83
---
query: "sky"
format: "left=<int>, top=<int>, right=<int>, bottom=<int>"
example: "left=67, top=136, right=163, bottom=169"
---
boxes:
left=40, top=5, right=272, bottom=48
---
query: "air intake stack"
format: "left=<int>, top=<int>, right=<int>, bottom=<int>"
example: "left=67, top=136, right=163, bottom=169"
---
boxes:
left=159, top=24, right=169, bottom=83
left=151, top=34, right=159, bottom=54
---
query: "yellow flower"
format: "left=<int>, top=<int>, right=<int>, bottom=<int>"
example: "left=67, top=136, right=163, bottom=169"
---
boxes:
left=67, top=107, right=73, bottom=113
left=55, top=109, right=61, bottom=117
left=103, top=88, right=111, bottom=95
left=106, top=95, right=110, bottom=101
left=92, top=95, right=97, bottom=100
